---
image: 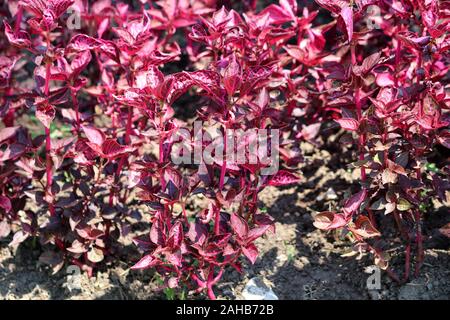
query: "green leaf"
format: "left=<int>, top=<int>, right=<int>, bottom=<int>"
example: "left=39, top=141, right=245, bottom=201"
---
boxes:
left=397, top=198, right=411, bottom=211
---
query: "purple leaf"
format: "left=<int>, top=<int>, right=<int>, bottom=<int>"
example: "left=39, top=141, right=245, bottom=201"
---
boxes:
left=188, top=221, right=208, bottom=245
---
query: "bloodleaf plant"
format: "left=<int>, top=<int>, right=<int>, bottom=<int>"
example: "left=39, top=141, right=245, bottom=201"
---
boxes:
left=313, top=0, right=449, bottom=283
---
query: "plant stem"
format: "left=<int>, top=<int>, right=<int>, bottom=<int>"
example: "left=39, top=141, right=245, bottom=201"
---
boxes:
left=219, top=126, right=227, bottom=190
left=125, top=105, right=133, bottom=145
left=214, top=203, right=220, bottom=235
left=404, top=243, right=411, bottom=282
left=44, top=62, right=55, bottom=216
left=414, top=209, right=424, bottom=276
left=70, top=88, right=81, bottom=131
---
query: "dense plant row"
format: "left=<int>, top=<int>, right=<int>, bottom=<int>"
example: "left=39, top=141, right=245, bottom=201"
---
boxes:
left=0, top=0, right=448, bottom=299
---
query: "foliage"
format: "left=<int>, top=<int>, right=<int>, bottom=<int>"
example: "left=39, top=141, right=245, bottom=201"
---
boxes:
left=0, top=0, right=448, bottom=299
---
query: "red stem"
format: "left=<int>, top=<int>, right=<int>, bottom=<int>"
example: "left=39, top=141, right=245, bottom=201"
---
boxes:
left=214, top=204, right=220, bottom=235
left=70, top=89, right=81, bottom=130
left=219, top=126, right=227, bottom=190
left=404, top=243, right=411, bottom=282
left=125, top=105, right=133, bottom=145
left=44, top=62, right=55, bottom=216
left=414, top=209, right=424, bottom=276
left=206, top=265, right=217, bottom=300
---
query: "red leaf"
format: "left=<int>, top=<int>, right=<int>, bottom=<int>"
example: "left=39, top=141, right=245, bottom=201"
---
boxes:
left=166, top=250, right=182, bottom=267
left=268, top=170, right=300, bottom=186
left=164, top=72, right=194, bottom=105
left=50, top=0, right=75, bottom=18
left=242, top=243, right=259, bottom=264
left=36, top=104, right=55, bottom=128
left=246, top=225, right=271, bottom=243
left=70, top=50, right=92, bottom=77
left=131, top=255, right=158, bottom=270
left=101, top=139, right=133, bottom=158
left=301, top=123, right=321, bottom=141
left=376, top=73, right=395, bottom=87
left=340, top=6, right=353, bottom=41
left=315, top=0, right=347, bottom=14
left=223, top=54, right=242, bottom=96
left=188, top=221, right=208, bottom=246
left=254, top=214, right=275, bottom=234
left=230, top=213, right=249, bottom=239
left=280, top=0, right=297, bottom=19
left=3, top=21, right=31, bottom=48
left=256, top=4, right=292, bottom=25
left=313, top=211, right=348, bottom=230
left=343, top=189, right=367, bottom=217
left=0, top=196, right=12, bottom=213
left=87, top=139, right=134, bottom=160
left=335, top=118, right=359, bottom=131
left=0, top=127, right=20, bottom=143
left=150, top=218, right=165, bottom=246
left=167, top=221, right=183, bottom=249
left=139, top=66, right=164, bottom=94
left=352, top=216, right=381, bottom=238
left=82, top=125, right=105, bottom=145
left=68, top=34, right=102, bottom=51
left=398, top=35, right=431, bottom=50
left=0, top=220, right=11, bottom=238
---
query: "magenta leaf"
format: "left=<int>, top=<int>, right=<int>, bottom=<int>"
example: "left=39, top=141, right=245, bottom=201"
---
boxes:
left=3, top=22, right=31, bottom=48
left=82, top=125, right=105, bottom=145
left=167, top=221, right=183, bottom=248
left=340, top=6, right=353, bottom=42
left=343, top=189, right=368, bottom=217
left=242, top=243, right=259, bottom=264
left=230, top=213, right=249, bottom=239
left=246, top=225, right=271, bottom=243
left=36, top=104, right=56, bottom=128
left=313, top=212, right=348, bottom=230
left=335, top=118, right=359, bottom=131
left=187, top=221, right=208, bottom=246
left=131, top=255, right=158, bottom=270
left=223, top=54, right=242, bottom=96
left=268, top=170, right=300, bottom=186
left=0, top=127, right=20, bottom=143
left=150, top=218, right=166, bottom=246
left=0, top=195, right=12, bottom=213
